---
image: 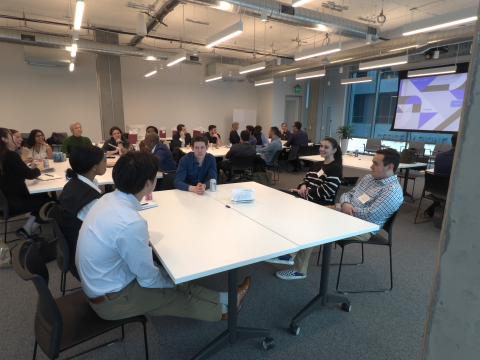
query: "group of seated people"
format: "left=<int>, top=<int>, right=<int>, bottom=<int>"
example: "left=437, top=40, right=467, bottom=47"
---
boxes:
left=1, top=118, right=408, bottom=326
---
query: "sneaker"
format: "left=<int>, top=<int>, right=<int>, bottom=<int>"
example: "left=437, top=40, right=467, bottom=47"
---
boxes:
left=265, top=254, right=294, bottom=265
left=276, top=269, right=306, bottom=280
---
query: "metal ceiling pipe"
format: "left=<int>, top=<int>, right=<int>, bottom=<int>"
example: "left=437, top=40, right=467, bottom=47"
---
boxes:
left=0, top=28, right=172, bottom=59
left=129, top=0, right=181, bottom=46
left=186, top=0, right=377, bottom=39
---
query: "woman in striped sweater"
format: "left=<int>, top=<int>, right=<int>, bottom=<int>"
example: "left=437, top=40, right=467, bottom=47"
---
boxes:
left=268, top=137, right=344, bottom=280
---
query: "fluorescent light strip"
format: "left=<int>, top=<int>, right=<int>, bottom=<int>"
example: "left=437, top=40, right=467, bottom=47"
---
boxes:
left=254, top=78, right=274, bottom=86
left=206, top=20, right=243, bottom=48
left=144, top=70, right=157, bottom=78
left=73, top=0, right=85, bottom=31
left=329, top=57, right=353, bottom=64
left=277, top=67, right=300, bottom=74
left=388, top=45, right=418, bottom=52
left=295, top=69, right=326, bottom=80
left=359, top=55, right=408, bottom=70
left=292, top=0, right=313, bottom=7
left=407, top=65, right=457, bottom=78
left=294, top=43, right=342, bottom=61
left=167, top=52, right=187, bottom=67
left=70, top=43, right=77, bottom=58
left=341, top=76, right=373, bottom=85
left=69, top=62, right=75, bottom=72
left=239, top=61, right=266, bottom=74
left=205, top=74, right=223, bottom=83
left=402, top=16, right=477, bottom=36
left=145, top=56, right=157, bottom=61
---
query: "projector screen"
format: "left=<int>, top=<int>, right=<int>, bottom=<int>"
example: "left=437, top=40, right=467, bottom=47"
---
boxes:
left=393, top=73, right=467, bottom=132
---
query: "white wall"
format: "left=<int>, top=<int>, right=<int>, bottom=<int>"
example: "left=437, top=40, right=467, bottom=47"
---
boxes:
left=121, top=57, right=258, bottom=140
left=0, top=43, right=102, bottom=141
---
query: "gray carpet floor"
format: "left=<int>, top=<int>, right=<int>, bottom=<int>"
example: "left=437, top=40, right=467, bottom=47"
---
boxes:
left=0, top=170, right=441, bottom=360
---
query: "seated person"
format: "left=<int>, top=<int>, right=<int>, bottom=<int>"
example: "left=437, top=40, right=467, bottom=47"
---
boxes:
left=10, top=129, right=24, bottom=155
left=205, top=125, right=223, bottom=146
left=246, top=125, right=257, bottom=146
left=76, top=151, right=250, bottom=321
left=273, top=148, right=403, bottom=280
left=174, top=136, right=217, bottom=195
left=220, top=130, right=256, bottom=180
left=253, top=125, right=269, bottom=147
left=267, top=137, right=343, bottom=278
left=23, top=129, right=53, bottom=161
left=280, top=122, right=292, bottom=141
left=170, top=124, right=192, bottom=150
left=143, top=134, right=176, bottom=173
left=58, top=145, right=106, bottom=279
left=62, top=122, right=93, bottom=155
left=102, top=126, right=130, bottom=156
left=285, top=121, right=308, bottom=148
left=229, top=122, right=241, bottom=145
left=258, top=127, right=283, bottom=166
left=0, top=128, right=50, bottom=238
left=138, top=126, right=159, bottom=152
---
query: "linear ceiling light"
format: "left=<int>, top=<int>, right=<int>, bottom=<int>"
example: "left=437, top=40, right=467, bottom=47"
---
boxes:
left=388, top=45, right=419, bottom=52
left=145, top=55, right=157, bottom=61
left=359, top=55, right=408, bottom=70
left=69, top=62, right=75, bottom=72
left=294, top=43, right=342, bottom=61
left=329, top=57, right=353, bottom=64
left=70, top=43, right=77, bottom=58
left=205, top=73, right=223, bottom=83
left=73, top=0, right=85, bottom=30
left=292, top=0, right=313, bottom=8
left=277, top=67, right=300, bottom=74
left=206, top=20, right=243, bottom=48
left=239, top=61, right=266, bottom=74
left=144, top=69, right=158, bottom=78
left=341, top=76, right=373, bottom=85
left=167, top=51, right=187, bottom=67
left=254, top=78, right=274, bottom=86
left=402, top=16, right=477, bottom=36
left=407, top=65, right=457, bottom=78
left=295, top=69, right=326, bottom=80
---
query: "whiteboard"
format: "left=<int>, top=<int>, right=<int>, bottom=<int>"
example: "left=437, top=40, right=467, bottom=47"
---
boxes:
left=233, top=109, right=256, bottom=130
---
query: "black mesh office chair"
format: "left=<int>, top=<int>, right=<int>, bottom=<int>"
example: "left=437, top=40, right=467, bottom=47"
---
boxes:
left=230, top=155, right=256, bottom=181
left=335, top=211, right=399, bottom=293
left=155, top=172, right=176, bottom=191
left=414, top=172, right=450, bottom=224
left=363, top=139, right=382, bottom=154
left=0, top=189, right=29, bottom=243
left=12, top=241, right=149, bottom=360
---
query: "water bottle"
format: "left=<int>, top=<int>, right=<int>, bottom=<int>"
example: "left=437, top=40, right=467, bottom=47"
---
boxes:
left=209, top=179, right=217, bottom=192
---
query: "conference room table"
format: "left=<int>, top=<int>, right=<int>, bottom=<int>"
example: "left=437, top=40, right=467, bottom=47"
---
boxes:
left=299, top=154, right=428, bottom=197
left=180, top=146, right=230, bottom=158
left=142, top=182, right=378, bottom=358
left=25, top=157, right=163, bottom=194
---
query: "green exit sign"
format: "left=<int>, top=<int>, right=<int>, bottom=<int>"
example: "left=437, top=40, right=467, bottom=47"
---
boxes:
left=294, top=84, right=302, bottom=95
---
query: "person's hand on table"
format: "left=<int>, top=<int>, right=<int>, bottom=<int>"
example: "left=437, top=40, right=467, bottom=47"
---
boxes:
left=325, top=205, right=336, bottom=210
left=189, top=183, right=206, bottom=195
left=297, top=185, right=309, bottom=199
left=341, top=203, right=354, bottom=216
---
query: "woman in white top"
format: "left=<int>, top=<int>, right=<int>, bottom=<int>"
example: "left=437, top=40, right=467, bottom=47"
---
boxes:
left=24, top=129, right=53, bottom=160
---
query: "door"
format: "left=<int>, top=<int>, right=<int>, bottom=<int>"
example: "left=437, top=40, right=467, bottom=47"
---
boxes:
left=284, top=96, right=302, bottom=129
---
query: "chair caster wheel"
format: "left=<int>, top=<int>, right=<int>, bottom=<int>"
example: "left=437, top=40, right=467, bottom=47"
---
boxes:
left=262, top=337, right=275, bottom=350
left=341, top=302, right=352, bottom=312
left=290, top=324, right=300, bottom=336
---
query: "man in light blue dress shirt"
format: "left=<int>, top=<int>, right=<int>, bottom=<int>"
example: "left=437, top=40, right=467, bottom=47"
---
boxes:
left=76, top=152, right=250, bottom=321
left=258, top=127, right=283, bottom=166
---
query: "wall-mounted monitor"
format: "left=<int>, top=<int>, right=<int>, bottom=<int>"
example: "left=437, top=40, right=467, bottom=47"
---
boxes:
left=392, top=72, right=467, bottom=133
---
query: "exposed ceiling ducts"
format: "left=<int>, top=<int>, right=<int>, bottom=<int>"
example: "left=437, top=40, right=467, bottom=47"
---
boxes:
left=186, top=0, right=377, bottom=40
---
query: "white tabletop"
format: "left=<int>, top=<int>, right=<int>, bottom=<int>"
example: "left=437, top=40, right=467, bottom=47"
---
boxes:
left=26, top=159, right=163, bottom=194
left=180, top=146, right=230, bottom=158
left=142, top=189, right=298, bottom=284
left=299, top=154, right=427, bottom=171
left=207, top=182, right=379, bottom=250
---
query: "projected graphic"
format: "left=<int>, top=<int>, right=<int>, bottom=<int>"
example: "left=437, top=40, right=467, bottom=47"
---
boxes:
left=393, top=73, right=467, bottom=132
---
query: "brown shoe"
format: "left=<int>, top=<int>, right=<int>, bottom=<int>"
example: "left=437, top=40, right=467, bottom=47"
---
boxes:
left=221, top=276, right=251, bottom=320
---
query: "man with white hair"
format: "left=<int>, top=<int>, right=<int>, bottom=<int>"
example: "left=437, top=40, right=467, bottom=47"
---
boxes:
left=62, top=122, right=93, bottom=155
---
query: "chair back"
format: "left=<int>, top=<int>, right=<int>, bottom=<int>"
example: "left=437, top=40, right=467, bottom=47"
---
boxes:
left=365, top=139, right=382, bottom=152
left=408, top=141, right=425, bottom=156
left=0, top=188, right=9, bottom=220
left=12, top=241, right=63, bottom=359
left=287, top=145, right=300, bottom=161
left=231, top=155, right=255, bottom=172
left=157, top=172, right=176, bottom=191
left=383, top=210, right=399, bottom=244
left=271, top=150, right=282, bottom=167
left=46, top=204, right=70, bottom=273
left=424, top=172, right=450, bottom=200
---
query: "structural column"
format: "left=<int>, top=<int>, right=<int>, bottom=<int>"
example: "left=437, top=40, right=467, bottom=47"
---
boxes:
left=94, top=30, right=125, bottom=139
left=421, top=6, right=480, bottom=360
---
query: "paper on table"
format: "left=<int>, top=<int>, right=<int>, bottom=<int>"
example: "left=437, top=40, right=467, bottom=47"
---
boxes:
left=37, top=173, right=63, bottom=181
left=231, top=188, right=255, bottom=203
left=140, top=201, right=159, bottom=211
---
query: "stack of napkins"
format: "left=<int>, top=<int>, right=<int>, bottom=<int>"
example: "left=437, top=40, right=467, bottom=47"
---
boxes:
left=231, top=189, right=255, bottom=203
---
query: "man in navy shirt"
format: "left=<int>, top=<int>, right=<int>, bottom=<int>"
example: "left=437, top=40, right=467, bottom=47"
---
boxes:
left=174, top=136, right=217, bottom=195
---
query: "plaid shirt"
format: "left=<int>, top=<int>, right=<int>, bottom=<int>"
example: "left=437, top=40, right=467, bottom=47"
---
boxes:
left=340, top=174, right=403, bottom=228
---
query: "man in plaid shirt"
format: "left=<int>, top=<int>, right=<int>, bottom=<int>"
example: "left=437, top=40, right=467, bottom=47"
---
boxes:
left=274, top=148, right=403, bottom=281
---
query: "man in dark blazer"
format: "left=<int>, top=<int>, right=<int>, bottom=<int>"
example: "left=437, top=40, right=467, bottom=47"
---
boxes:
left=229, top=122, right=241, bottom=145
left=221, top=130, right=256, bottom=180
left=285, top=121, right=308, bottom=148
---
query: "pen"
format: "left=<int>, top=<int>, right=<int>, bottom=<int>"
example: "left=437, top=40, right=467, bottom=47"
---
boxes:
left=44, top=173, right=54, bottom=177
left=225, top=204, right=231, bottom=208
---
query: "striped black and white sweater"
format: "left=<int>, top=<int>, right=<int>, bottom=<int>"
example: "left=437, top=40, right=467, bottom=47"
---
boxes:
left=299, top=161, right=343, bottom=205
